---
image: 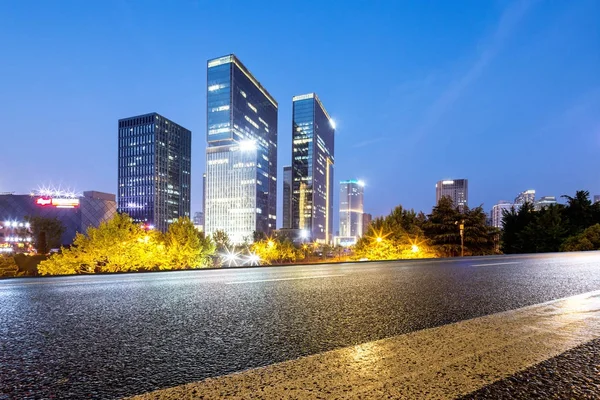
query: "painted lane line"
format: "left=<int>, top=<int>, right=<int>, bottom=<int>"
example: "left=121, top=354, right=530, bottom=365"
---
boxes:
left=129, top=290, right=600, bottom=399
left=225, top=274, right=346, bottom=284
left=471, top=262, right=520, bottom=267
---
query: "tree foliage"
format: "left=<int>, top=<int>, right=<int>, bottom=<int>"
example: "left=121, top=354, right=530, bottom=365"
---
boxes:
left=38, top=214, right=216, bottom=275
left=354, top=205, right=436, bottom=260
left=560, top=224, right=600, bottom=252
left=502, top=191, right=600, bottom=254
left=423, top=197, right=497, bottom=257
left=250, top=237, right=300, bottom=265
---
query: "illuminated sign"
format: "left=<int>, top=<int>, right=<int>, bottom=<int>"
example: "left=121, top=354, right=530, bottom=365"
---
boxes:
left=35, top=197, right=80, bottom=208
left=36, top=197, right=52, bottom=206
left=442, top=180, right=455, bottom=185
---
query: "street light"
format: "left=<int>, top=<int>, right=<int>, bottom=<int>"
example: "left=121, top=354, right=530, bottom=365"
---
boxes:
left=455, top=219, right=465, bottom=257
left=376, top=237, right=383, bottom=243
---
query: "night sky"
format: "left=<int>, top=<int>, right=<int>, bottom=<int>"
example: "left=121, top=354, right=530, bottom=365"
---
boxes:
left=2, top=0, right=599, bottom=226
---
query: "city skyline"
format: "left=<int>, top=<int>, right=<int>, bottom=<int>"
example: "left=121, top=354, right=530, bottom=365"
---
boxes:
left=2, top=1, right=599, bottom=223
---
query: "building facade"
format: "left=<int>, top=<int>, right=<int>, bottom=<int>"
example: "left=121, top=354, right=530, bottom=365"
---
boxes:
left=282, top=166, right=292, bottom=229
left=491, top=201, right=514, bottom=229
left=436, top=179, right=468, bottom=211
left=339, top=180, right=364, bottom=239
left=535, top=196, right=557, bottom=210
left=118, top=112, right=191, bottom=232
left=515, top=189, right=535, bottom=205
left=291, top=93, right=335, bottom=243
left=0, top=191, right=117, bottom=247
left=204, top=54, right=278, bottom=244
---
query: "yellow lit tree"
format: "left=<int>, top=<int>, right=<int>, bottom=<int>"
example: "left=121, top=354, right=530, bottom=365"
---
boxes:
left=163, top=217, right=215, bottom=269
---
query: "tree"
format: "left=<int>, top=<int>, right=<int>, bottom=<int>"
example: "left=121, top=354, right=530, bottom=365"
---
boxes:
left=501, top=202, right=536, bottom=254
left=562, top=191, right=595, bottom=236
left=560, top=224, right=600, bottom=252
left=23, top=216, right=66, bottom=254
left=212, top=230, right=231, bottom=252
left=355, top=205, right=436, bottom=260
left=250, top=237, right=299, bottom=265
left=424, top=197, right=496, bottom=257
left=163, top=218, right=215, bottom=269
left=423, top=197, right=462, bottom=257
left=38, top=213, right=165, bottom=275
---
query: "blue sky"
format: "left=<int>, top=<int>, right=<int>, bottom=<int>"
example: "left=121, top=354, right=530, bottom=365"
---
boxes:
left=2, top=0, right=599, bottom=225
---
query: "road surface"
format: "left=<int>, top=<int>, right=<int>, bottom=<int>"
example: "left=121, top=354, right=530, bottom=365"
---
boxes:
left=1, top=252, right=600, bottom=399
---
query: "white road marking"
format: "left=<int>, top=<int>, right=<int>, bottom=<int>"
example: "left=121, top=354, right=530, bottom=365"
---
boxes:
left=471, top=262, right=520, bottom=267
left=225, top=274, right=346, bottom=284
left=129, top=290, right=600, bottom=399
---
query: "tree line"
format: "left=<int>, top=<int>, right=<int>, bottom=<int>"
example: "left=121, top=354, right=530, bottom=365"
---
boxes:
left=501, top=190, right=600, bottom=253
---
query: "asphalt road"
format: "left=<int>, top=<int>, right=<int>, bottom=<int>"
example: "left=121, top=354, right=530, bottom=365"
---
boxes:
left=1, top=252, right=600, bottom=399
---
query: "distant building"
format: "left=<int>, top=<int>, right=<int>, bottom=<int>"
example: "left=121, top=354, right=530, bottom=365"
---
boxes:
left=291, top=93, right=335, bottom=243
left=282, top=166, right=292, bottom=229
left=436, top=179, right=468, bottom=211
left=0, top=190, right=117, bottom=247
left=594, top=195, right=600, bottom=204
left=535, top=196, right=557, bottom=210
left=362, top=213, right=373, bottom=235
left=339, top=180, right=364, bottom=239
left=202, top=173, right=206, bottom=224
left=204, top=54, right=278, bottom=244
left=515, top=189, right=535, bottom=205
left=491, top=201, right=514, bottom=229
left=118, top=112, right=191, bottom=232
left=193, top=211, right=204, bottom=231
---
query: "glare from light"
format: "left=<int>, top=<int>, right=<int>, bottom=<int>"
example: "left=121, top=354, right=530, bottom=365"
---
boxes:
left=239, top=140, right=257, bottom=152
left=357, top=180, right=365, bottom=187
left=411, top=244, right=419, bottom=253
left=221, top=248, right=241, bottom=267
left=267, top=240, right=275, bottom=248
left=300, top=230, right=309, bottom=239
left=148, top=225, right=155, bottom=230
left=329, top=119, right=336, bottom=130
left=11, top=222, right=17, bottom=227
left=376, top=237, right=383, bottom=243
left=247, top=253, right=260, bottom=266
left=25, top=223, right=30, bottom=228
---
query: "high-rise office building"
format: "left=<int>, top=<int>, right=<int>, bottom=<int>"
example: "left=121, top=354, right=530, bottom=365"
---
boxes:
left=204, top=55, right=278, bottom=244
left=515, top=189, right=535, bottom=205
left=436, top=179, right=468, bottom=211
left=291, top=93, right=335, bottom=243
left=282, top=166, right=292, bottom=229
left=118, top=113, right=191, bottom=232
left=535, top=196, right=557, bottom=210
left=491, top=201, right=514, bottom=229
left=339, top=180, right=364, bottom=238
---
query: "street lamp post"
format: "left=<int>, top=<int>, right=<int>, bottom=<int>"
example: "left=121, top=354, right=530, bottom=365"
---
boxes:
left=455, top=219, right=465, bottom=257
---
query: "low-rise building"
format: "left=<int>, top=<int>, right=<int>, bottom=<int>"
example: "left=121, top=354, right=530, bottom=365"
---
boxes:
left=0, top=190, right=117, bottom=247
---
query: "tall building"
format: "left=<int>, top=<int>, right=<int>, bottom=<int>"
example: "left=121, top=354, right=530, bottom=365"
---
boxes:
left=491, top=201, right=514, bottom=229
left=535, top=196, right=557, bottom=210
left=436, top=179, right=468, bottom=211
left=282, top=166, right=292, bottom=229
left=594, top=195, right=600, bottom=204
left=118, top=113, right=191, bottom=232
left=204, top=55, right=278, bottom=244
left=515, top=189, right=535, bottom=205
left=339, top=180, right=364, bottom=238
left=193, top=211, right=204, bottom=227
left=291, top=93, right=335, bottom=243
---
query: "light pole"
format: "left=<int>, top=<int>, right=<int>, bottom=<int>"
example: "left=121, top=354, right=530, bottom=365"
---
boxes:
left=455, top=219, right=465, bottom=257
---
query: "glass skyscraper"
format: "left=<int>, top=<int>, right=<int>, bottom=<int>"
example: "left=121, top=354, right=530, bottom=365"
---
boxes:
left=339, top=180, right=364, bottom=239
left=282, top=166, right=292, bottom=229
left=118, top=113, right=191, bottom=232
left=205, top=55, right=278, bottom=244
left=291, top=93, right=335, bottom=243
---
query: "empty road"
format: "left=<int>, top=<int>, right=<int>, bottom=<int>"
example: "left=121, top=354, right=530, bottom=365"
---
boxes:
left=2, top=252, right=600, bottom=399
